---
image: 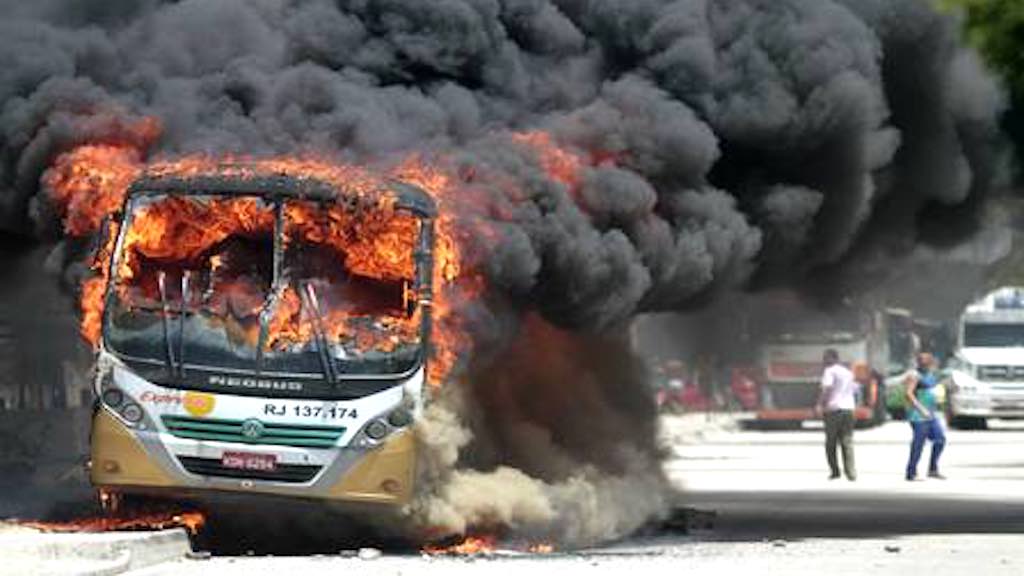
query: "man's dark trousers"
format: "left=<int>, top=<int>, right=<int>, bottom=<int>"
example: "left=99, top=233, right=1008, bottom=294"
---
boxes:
left=824, top=409, right=856, bottom=479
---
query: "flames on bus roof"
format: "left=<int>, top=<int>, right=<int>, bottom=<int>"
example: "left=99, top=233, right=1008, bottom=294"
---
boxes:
left=42, top=138, right=471, bottom=386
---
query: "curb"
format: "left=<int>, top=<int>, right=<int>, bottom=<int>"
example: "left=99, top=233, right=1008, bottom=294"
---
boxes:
left=0, top=528, right=191, bottom=575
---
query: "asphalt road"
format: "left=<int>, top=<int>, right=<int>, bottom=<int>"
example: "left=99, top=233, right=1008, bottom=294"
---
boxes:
left=126, top=416, right=1024, bottom=575
left=667, top=416, right=1024, bottom=538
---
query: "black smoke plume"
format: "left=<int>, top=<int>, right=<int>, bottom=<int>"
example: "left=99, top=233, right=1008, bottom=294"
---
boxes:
left=0, top=0, right=1008, bottom=545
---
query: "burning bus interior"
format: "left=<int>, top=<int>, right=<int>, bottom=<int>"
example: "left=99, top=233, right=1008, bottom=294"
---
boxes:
left=106, top=179, right=428, bottom=384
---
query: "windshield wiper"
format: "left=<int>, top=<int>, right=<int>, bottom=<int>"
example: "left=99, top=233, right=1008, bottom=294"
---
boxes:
left=156, top=271, right=177, bottom=379
left=256, top=200, right=285, bottom=375
left=301, top=281, right=337, bottom=386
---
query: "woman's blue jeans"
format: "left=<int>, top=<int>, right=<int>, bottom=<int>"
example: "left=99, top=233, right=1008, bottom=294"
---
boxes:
left=906, top=417, right=946, bottom=479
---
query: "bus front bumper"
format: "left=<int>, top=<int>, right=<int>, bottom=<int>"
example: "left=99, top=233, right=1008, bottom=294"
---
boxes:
left=951, top=388, right=1024, bottom=419
left=90, top=409, right=417, bottom=506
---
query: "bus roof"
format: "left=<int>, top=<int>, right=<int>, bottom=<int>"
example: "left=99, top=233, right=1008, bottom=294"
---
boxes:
left=126, top=173, right=438, bottom=218
left=965, top=287, right=1024, bottom=316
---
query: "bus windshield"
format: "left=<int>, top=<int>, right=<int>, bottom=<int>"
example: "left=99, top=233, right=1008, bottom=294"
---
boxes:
left=963, top=323, right=1024, bottom=348
left=104, top=192, right=427, bottom=387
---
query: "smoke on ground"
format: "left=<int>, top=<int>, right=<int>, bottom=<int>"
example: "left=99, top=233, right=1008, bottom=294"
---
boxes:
left=0, top=0, right=1011, bottom=546
left=410, top=317, right=670, bottom=546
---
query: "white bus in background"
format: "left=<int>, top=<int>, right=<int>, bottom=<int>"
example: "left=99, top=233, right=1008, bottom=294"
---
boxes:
left=945, top=287, right=1024, bottom=429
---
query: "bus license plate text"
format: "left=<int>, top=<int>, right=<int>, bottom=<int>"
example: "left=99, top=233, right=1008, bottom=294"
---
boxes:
left=222, top=452, right=277, bottom=471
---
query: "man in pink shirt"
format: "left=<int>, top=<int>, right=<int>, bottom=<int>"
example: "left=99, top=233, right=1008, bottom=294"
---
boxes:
left=817, top=348, right=858, bottom=481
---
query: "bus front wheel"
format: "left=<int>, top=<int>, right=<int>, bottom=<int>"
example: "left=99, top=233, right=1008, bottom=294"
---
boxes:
left=98, top=489, right=152, bottom=516
left=99, top=489, right=124, bottom=515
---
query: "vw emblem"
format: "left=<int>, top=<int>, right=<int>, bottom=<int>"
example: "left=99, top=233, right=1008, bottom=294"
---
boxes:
left=241, top=419, right=265, bottom=440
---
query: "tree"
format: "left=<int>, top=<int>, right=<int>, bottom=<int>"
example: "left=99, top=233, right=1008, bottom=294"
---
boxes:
left=942, top=0, right=1024, bottom=181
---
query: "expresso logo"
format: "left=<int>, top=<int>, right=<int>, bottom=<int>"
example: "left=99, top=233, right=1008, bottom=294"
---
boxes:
left=139, top=391, right=182, bottom=405
left=207, top=375, right=305, bottom=392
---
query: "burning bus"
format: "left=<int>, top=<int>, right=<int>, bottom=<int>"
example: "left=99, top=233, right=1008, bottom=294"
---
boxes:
left=88, top=169, right=435, bottom=509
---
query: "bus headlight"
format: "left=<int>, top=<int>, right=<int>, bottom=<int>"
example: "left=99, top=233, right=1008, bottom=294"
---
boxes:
left=120, top=402, right=144, bottom=423
left=951, top=371, right=982, bottom=395
left=101, top=388, right=125, bottom=409
left=961, top=361, right=977, bottom=379
left=365, top=420, right=389, bottom=441
left=955, top=381, right=978, bottom=394
left=387, top=408, right=413, bottom=428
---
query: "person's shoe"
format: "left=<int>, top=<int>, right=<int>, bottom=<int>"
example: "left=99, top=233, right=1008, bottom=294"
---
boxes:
left=829, top=473, right=841, bottom=480
left=905, top=475, right=920, bottom=482
left=846, top=474, right=857, bottom=482
left=928, top=471, right=947, bottom=480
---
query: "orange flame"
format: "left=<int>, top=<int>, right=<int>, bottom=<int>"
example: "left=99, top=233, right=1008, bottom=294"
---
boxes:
left=20, top=510, right=205, bottom=536
left=283, top=199, right=418, bottom=283
left=117, top=195, right=277, bottom=282
left=421, top=534, right=556, bottom=555
left=45, top=144, right=470, bottom=385
left=423, top=535, right=497, bottom=555
left=512, top=131, right=586, bottom=190
left=80, top=220, right=120, bottom=345
left=389, top=155, right=481, bottom=386
left=43, top=145, right=143, bottom=236
left=44, top=120, right=613, bottom=389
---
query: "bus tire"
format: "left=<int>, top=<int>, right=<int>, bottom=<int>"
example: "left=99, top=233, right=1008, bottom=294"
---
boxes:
left=99, top=490, right=154, bottom=516
left=99, top=489, right=124, bottom=515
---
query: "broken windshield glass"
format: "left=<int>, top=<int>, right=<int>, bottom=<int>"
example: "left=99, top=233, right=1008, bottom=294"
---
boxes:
left=104, top=192, right=424, bottom=383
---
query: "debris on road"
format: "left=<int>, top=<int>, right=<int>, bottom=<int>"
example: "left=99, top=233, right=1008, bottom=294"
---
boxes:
left=635, top=506, right=717, bottom=536
left=186, top=550, right=212, bottom=560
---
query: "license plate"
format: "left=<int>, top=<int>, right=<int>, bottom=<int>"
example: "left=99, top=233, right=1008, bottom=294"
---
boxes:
left=221, top=451, right=277, bottom=471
